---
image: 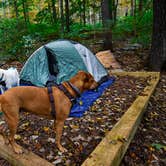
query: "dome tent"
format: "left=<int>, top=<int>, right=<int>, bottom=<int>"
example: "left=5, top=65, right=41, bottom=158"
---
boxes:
left=20, top=40, right=108, bottom=86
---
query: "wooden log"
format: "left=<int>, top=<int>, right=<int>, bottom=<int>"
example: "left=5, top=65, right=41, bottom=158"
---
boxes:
left=0, top=135, right=53, bottom=166
left=96, top=50, right=121, bottom=69
left=111, top=71, right=160, bottom=78
left=82, top=72, right=160, bottom=166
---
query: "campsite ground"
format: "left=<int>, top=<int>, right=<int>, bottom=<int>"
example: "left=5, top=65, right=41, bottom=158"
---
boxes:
left=0, top=39, right=166, bottom=166
left=111, top=40, right=166, bottom=166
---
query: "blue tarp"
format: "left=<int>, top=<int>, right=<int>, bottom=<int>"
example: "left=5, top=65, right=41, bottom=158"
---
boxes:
left=69, top=77, right=115, bottom=117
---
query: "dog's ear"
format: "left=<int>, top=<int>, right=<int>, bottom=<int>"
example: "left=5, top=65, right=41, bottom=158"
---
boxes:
left=78, top=71, right=91, bottom=81
left=77, top=70, right=86, bottom=75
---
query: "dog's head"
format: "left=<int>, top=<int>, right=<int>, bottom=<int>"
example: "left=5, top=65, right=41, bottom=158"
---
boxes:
left=70, top=71, right=98, bottom=92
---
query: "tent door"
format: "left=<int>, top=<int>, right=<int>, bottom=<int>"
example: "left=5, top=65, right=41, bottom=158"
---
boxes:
left=45, top=47, right=59, bottom=77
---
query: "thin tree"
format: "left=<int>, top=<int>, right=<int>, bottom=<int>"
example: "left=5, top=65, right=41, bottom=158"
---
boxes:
left=101, top=0, right=113, bottom=50
left=60, top=0, right=64, bottom=33
left=138, top=0, right=143, bottom=14
left=65, top=0, right=70, bottom=32
left=51, top=0, right=57, bottom=23
left=22, top=0, right=30, bottom=24
left=13, top=0, right=19, bottom=19
left=1, top=0, right=6, bottom=17
left=112, top=0, right=118, bottom=23
left=149, top=0, right=166, bottom=70
left=83, top=0, right=86, bottom=25
left=131, top=0, right=134, bottom=16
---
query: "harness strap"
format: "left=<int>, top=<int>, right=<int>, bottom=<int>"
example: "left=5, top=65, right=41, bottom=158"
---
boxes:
left=47, top=83, right=78, bottom=118
left=57, top=84, right=76, bottom=104
left=47, top=86, right=56, bottom=118
left=67, top=81, right=81, bottom=97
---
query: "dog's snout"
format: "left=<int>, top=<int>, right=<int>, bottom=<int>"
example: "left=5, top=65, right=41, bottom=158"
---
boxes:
left=90, top=81, right=98, bottom=90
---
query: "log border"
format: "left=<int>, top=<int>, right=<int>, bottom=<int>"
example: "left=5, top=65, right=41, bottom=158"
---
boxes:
left=0, top=72, right=160, bottom=166
left=82, top=72, right=160, bottom=166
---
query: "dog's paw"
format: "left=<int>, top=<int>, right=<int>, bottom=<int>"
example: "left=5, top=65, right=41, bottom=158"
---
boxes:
left=58, top=145, right=68, bottom=153
left=13, top=143, right=23, bottom=154
left=4, top=138, right=10, bottom=145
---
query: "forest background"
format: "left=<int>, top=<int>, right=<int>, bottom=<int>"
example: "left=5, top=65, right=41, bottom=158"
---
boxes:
left=0, top=1, right=152, bottom=61
left=0, top=0, right=165, bottom=70
left=0, top=1, right=166, bottom=165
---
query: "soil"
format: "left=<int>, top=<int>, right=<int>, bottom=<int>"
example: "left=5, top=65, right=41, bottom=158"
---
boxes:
left=0, top=39, right=165, bottom=166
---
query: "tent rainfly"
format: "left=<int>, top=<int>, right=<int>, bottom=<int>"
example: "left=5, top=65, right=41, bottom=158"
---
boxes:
left=20, top=40, right=108, bottom=87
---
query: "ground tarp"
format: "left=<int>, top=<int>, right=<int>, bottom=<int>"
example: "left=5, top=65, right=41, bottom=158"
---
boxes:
left=69, top=77, right=115, bottom=117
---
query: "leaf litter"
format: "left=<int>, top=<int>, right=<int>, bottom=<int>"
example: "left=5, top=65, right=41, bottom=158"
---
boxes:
left=1, top=41, right=165, bottom=166
left=11, top=75, right=147, bottom=165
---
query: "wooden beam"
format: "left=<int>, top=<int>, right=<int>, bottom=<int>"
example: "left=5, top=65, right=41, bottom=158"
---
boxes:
left=111, top=71, right=160, bottom=78
left=0, top=135, right=53, bottom=166
left=82, top=72, right=160, bottom=166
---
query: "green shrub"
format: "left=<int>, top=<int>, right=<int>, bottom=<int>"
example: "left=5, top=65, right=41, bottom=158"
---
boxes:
left=112, top=9, right=153, bottom=47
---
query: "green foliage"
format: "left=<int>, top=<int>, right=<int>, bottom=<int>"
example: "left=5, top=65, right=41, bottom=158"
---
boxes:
left=65, top=23, right=103, bottom=39
left=151, top=143, right=166, bottom=151
left=35, top=7, right=53, bottom=24
left=0, top=18, right=27, bottom=60
left=0, top=18, right=60, bottom=61
left=27, top=23, right=60, bottom=37
left=113, top=9, right=153, bottom=47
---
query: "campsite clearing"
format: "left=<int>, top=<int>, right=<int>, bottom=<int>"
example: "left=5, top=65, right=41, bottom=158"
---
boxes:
left=0, top=71, right=159, bottom=166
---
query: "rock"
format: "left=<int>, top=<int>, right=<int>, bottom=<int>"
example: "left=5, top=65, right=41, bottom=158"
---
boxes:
left=52, top=158, right=62, bottom=165
left=46, top=151, right=54, bottom=160
left=48, top=138, right=55, bottom=143
left=30, top=135, right=38, bottom=140
left=39, top=148, right=45, bottom=153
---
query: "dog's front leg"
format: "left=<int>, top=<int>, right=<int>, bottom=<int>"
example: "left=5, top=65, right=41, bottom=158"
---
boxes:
left=4, top=110, right=23, bottom=154
left=54, top=119, right=67, bottom=153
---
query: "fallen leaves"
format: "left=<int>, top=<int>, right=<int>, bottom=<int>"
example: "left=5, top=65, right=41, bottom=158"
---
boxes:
left=151, top=143, right=166, bottom=151
left=110, top=135, right=128, bottom=145
left=43, top=127, right=50, bottom=133
left=14, top=134, right=22, bottom=140
left=11, top=75, right=148, bottom=165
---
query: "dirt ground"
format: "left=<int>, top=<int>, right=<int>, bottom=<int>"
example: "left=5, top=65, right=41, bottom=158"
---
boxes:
left=114, top=45, right=166, bottom=166
left=0, top=40, right=165, bottom=166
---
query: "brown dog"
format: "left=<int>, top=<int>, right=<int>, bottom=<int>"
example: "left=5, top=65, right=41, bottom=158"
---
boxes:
left=0, top=71, right=98, bottom=154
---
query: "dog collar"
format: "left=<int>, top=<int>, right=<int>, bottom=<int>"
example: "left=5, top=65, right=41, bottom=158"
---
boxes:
left=67, top=81, right=81, bottom=97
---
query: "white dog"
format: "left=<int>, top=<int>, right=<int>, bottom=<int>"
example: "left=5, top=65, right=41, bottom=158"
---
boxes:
left=0, top=68, right=20, bottom=94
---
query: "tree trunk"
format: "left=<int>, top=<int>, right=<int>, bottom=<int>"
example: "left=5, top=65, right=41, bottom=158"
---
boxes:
left=22, top=0, right=29, bottom=24
left=149, top=0, right=166, bottom=71
left=134, top=0, right=137, bottom=15
left=13, top=0, right=19, bottom=19
left=101, top=0, right=113, bottom=51
left=60, top=0, right=64, bottom=33
left=138, top=0, right=143, bottom=14
left=131, top=0, right=134, bottom=16
left=83, top=0, right=86, bottom=25
left=113, top=0, right=118, bottom=23
left=51, top=0, right=57, bottom=23
left=101, top=0, right=112, bottom=26
left=2, top=0, right=6, bottom=17
left=65, top=0, right=70, bottom=32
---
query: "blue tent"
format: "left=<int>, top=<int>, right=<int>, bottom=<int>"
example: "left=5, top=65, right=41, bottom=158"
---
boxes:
left=20, top=40, right=108, bottom=86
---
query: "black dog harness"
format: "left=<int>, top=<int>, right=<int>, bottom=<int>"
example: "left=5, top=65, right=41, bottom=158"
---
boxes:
left=47, top=82, right=81, bottom=118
